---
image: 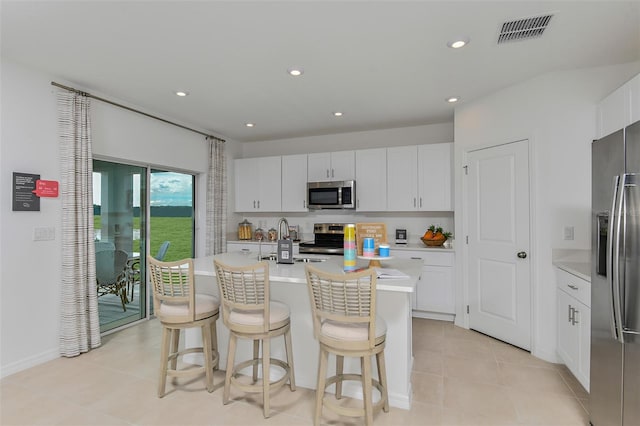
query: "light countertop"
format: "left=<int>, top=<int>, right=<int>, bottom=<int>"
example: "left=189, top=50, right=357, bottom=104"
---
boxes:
left=193, top=252, right=421, bottom=293
left=227, top=239, right=454, bottom=253
left=552, top=249, right=591, bottom=282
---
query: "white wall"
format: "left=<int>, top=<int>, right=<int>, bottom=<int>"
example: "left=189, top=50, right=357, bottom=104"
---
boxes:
left=0, top=60, right=239, bottom=377
left=453, top=61, right=640, bottom=362
left=234, top=123, right=455, bottom=242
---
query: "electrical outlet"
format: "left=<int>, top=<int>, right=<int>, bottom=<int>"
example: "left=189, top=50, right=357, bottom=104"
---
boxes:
left=33, top=226, right=55, bottom=241
left=563, top=226, right=574, bottom=241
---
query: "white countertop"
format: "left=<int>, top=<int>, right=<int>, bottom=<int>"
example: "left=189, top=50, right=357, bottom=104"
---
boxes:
left=227, top=239, right=454, bottom=253
left=553, top=260, right=591, bottom=282
left=193, top=252, right=421, bottom=293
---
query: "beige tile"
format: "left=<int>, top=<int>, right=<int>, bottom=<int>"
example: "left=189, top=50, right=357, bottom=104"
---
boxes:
left=557, top=365, right=589, bottom=399
left=442, top=376, right=518, bottom=423
left=376, top=400, right=443, bottom=426
left=411, top=371, right=444, bottom=405
left=498, top=362, right=575, bottom=396
left=413, top=333, right=445, bottom=354
left=508, top=388, right=590, bottom=425
left=412, top=349, right=444, bottom=375
left=412, top=318, right=445, bottom=338
left=491, top=340, right=558, bottom=369
left=442, top=336, right=494, bottom=361
left=443, top=353, right=500, bottom=384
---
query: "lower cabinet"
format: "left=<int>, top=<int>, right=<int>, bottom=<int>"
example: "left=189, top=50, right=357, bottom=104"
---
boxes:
left=556, top=268, right=590, bottom=391
left=226, top=241, right=299, bottom=256
left=391, top=249, right=455, bottom=320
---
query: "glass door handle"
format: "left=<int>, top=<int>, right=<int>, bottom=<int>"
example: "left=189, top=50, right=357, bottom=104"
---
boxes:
left=517, top=251, right=527, bottom=259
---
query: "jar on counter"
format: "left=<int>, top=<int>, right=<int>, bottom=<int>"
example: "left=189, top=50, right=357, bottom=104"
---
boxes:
left=268, top=227, right=278, bottom=241
left=238, top=219, right=253, bottom=240
left=254, top=227, right=265, bottom=241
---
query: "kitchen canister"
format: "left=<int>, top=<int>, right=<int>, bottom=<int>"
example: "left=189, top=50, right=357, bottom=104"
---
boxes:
left=344, top=224, right=356, bottom=271
left=363, top=237, right=375, bottom=257
left=379, top=243, right=390, bottom=257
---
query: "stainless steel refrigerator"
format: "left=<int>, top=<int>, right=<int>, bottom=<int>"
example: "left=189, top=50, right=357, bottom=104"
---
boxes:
left=591, top=120, right=640, bottom=425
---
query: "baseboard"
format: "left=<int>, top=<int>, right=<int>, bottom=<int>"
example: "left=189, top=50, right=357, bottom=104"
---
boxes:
left=0, top=347, right=59, bottom=379
left=412, top=310, right=455, bottom=322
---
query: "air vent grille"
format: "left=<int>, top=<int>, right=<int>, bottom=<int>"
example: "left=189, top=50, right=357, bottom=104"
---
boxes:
left=498, top=14, right=553, bottom=44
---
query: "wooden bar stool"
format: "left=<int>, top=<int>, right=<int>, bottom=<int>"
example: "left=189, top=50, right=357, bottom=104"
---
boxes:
left=147, top=257, right=220, bottom=397
left=214, top=259, right=296, bottom=418
left=305, top=265, right=389, bottom=426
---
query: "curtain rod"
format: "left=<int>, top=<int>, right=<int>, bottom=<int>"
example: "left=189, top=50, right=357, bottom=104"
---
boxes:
left=51, top=81, right=225, bottom=143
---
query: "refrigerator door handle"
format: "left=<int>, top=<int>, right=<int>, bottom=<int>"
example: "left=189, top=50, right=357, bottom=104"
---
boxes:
left=609, top=175, right=622, bottom=341
left=612, top=174, right=625, bottom=343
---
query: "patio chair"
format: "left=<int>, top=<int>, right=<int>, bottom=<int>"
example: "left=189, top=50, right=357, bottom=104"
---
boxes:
left=96, top=249, right=130, bottom=311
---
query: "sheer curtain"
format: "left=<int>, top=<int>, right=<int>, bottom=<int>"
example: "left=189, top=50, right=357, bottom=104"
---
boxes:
left=205, top=138, right=227, bottom=255
left=58, top=92, right=101, bottom=356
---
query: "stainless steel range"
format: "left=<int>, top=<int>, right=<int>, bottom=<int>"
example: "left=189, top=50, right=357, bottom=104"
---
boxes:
left=298, top=223, right=345, bottom=255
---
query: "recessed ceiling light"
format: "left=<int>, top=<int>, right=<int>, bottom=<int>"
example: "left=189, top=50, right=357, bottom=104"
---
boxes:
left=446, top=97, right=459, bottom=103
left=333, top=112, right=344, bottom=117
left=175, top=91, right=189, bottom=97
left=288, top=68, right=304, bottom=76
left=245, top=123, right=255, bottom=127
left=447, top=37, right=470, bottom=49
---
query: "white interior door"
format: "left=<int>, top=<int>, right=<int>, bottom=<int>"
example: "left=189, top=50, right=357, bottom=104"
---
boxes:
left=466, top=140, right=531, bottom=350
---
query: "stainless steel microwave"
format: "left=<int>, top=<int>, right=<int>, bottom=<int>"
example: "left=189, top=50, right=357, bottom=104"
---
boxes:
left=307, top=180, right=356, bottom=209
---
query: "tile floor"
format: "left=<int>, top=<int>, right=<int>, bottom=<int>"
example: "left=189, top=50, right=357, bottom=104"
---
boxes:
left=1, top=318, right=589, bottom=425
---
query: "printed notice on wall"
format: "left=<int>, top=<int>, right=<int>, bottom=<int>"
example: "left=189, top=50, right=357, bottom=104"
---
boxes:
left=13, top=172, right=40, bottom=211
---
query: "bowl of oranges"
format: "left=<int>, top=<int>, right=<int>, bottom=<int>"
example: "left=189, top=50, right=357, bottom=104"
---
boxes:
left=420, top=225, right=451, bottom=247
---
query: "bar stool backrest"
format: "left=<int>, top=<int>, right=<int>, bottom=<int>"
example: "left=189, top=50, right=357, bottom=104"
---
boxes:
left=147, top=256, right=196, bottom=323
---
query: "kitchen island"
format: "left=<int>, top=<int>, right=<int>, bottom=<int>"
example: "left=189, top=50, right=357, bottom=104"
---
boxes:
left=189, top=252, right=421, bottom=409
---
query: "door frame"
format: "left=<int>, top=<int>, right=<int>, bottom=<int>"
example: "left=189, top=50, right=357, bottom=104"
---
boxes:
left=458, top=138, right=539, bottom=354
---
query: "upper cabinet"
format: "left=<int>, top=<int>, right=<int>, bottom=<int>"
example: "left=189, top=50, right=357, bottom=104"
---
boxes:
left=308, top=151, right=355, bottom=181
left=387, top=146, right=419, bottom=211
left=418, top=143, right=453, bottom=211
left=355, top=148, right=387, bottom=211
left=281, top=154, right=308, bottom=212
left=234, top=156, right=282, bottom=212
left=597, top=72, right=640, bottom=139
left=387, top=143, right=453, bottom=211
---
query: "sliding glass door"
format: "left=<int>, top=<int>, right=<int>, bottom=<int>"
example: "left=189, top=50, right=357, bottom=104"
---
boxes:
left=94, top=160, right=147, bottom=333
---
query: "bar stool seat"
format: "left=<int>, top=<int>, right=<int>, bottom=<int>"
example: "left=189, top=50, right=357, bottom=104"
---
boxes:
left=305, top=264, right=389, bottom=426
left=214, top=259, right=296, bottom=418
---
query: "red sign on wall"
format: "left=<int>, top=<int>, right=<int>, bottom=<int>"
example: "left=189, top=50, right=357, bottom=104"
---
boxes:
left=32, top=180, right=59, bottom=198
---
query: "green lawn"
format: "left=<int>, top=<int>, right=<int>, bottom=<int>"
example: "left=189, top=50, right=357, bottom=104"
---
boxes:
left=95, top=216, right=193, bottom=261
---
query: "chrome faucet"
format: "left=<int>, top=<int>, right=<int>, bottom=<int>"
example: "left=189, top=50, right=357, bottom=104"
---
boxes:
left=277, top=217, right=290, bottom=240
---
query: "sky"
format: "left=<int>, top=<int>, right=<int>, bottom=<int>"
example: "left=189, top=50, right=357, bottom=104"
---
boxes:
left=93, top=171, right=193, bottom=207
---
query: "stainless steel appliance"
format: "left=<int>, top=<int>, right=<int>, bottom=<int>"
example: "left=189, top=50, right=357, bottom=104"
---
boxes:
left=307, top=180, right=355, bottom=209
left=298, top=223, right=345, bottom=255
left=591, top=120, right=640, bottom=425
left=395, top=228, right=408, bottom=244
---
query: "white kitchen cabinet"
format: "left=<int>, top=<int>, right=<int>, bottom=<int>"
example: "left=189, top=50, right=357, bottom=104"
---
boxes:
left=391, top=249, right=455, bottom=320
left=418, top=143, right=453, bottom=211
left=308, top=151, right=355, bottom=181
left=556, top=268, right=590, bottom=391
left=234, top=156, right=282, bottom=212
left=355, top=148, right=387, bottom=211
left=597, top=72, right=640, bottom=138
left=281, top=154, right=308, bottom=212
left=387, top=146, right=418, bottom=211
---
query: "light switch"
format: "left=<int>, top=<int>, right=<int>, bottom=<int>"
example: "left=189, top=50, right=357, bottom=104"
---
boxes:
left=563, top=226, right=574, bottom=241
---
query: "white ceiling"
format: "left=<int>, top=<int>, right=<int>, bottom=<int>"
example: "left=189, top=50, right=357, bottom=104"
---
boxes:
left=2, top=1, right=639, bottom=142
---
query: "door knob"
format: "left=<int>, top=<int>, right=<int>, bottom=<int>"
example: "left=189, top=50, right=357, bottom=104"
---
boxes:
left=517, top=251, right=527, bottom=259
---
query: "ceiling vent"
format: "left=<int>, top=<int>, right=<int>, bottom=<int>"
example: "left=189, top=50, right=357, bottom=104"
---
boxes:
left=497, top=14, right=553, bottom=44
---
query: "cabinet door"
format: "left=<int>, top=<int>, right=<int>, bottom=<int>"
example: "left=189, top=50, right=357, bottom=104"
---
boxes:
left=257, top=156, right=282, bottom=212
left=418, top=143, right=453, bottom=211
left=330, top=151, right=355, bottom=181
left=355, top=148, right=387, bottom=211
left=308, top=152, right=331, bottom=181
left=417, top=265, right=454, bottom=314
left=235, top=158, right=260, bottom=212
left=630, top=74, right=640, bottom=125
left=576, top=302, right=591, bottom=391
left=387, top=146, right=418, bottom=211
left=556, top=289, right=579, bottom=370
left=598, top=84, right=627, bottom=139
left=282, top=154, right=308, bottom=212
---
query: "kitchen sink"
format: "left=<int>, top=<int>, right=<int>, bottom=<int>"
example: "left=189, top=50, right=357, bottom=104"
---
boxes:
left=259, top=254, right=278, bottom=261
left=293, top=257, right=327, bottom=263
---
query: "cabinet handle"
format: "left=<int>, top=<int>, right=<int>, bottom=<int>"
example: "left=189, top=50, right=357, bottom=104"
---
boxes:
left=253, top=200, right=256, bottom=208
left=357, top=199, right=360, bottom=208
left=419, top=197, right=423, bottom=208
left=410, top=257, right=423, bottom=260
left=572, top=308, right=579, bottom=325
left=303, top=200, right=306, bottom=208
left=326, top=169, right=329, bottom=178
left=331, top=169, right=335, bottom=178
left=568, top=305, right=572, bottom=322
left=257, top=200, right=260, bottom=209
left=567, top=284, right=579, bottom=290
left=413, top=198, right=416, bottom=207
